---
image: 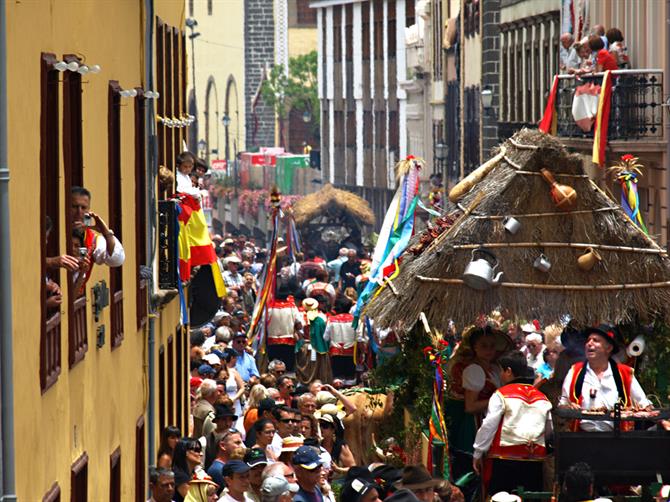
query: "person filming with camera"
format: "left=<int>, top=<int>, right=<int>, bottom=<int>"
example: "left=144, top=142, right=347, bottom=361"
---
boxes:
left=70, top=186, right=125, bottom=288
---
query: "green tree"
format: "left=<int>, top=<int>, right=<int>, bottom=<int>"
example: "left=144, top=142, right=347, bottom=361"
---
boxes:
left=261, top=51, right=320, bottom=149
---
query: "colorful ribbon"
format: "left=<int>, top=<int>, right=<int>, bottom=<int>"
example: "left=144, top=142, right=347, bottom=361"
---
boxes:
left=423, top=340, right=451, bottom=479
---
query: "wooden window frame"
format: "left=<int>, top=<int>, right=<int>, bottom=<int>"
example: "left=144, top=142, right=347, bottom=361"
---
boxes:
left=175, top=327, right=184, bottom=432
left=71, top=452, right=88, bottom=502
left=172, top=28, right=181, bottom=161
left=296, top=0, right=317, bottom=26
left=165, top=29, right=174, bottom=173
left=108, top=81, right=124, bottom=349
left=159, top=345, right=166, bottom=432
left=135, top=416, right=146, bottom=502
left=110, top=447, right=121, bottom=502
left=40, top=52, right=62, bottom=393
left=43, top=482, right=61, bottom=502
left=135, top=90, right=148, bottom=330
left=167, top=334, right=175, bottom=426
left=156, top=18, right=166, bottom=198
left=63, top=53, right=88, bottom=369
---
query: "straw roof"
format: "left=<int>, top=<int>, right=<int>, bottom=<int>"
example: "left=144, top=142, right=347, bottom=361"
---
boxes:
left=292, top=184, right=375, bottom=227
left=366, top=129, right=670, bottom=329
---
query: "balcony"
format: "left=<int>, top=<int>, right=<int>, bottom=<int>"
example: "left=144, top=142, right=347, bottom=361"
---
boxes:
left=555, top=70, right=664, bottom=148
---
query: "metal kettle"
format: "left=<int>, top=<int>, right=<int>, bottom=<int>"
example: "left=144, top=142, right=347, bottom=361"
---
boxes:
left=463, top=248, right=503, bottom=290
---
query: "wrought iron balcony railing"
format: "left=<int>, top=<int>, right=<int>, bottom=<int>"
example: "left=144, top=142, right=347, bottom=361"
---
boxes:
left=556, top=69, right=664, bottom=140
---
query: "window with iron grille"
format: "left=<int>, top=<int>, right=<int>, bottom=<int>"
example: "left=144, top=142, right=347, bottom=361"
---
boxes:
left=108, top=81, right=124, bottom=350
left=40, top=53, right=62, bottom=393
left=432, top=0, right=443, bottom=80
left=156, top=18, right=166, bottom=196
left=499, top=12, right=559, bottom=125
left=463, top=85, right=480, bottom=174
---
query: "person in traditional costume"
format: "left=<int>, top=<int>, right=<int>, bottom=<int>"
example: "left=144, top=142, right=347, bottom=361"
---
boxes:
left=324, top=296, right=362, bottom=385
left=473, top=351, right=552, bottom=495
left=295, top=296, right=332, bottom=384
left=445, top=325, right=512, bottom=480
left=559, top=324, right=651, bottom=431
left=266, top=286, right=303, bottom=372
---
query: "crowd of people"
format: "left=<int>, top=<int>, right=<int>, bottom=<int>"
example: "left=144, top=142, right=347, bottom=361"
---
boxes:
left=559, top=24, right=629, bottom=74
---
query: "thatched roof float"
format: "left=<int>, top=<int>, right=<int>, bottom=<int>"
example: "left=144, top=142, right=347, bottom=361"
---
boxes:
left=366, top=129, right=670, bottom=329
left=292, top=184, right=375, bottom=227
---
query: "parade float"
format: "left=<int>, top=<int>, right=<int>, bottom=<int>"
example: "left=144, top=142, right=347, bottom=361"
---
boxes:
left=363, top=129, right=670, bottom=491
left=292, top=183, right=375, bottom=258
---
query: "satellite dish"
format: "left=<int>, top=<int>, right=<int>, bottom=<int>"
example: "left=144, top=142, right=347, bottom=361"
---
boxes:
left=189, top=265, right=221, bottom=328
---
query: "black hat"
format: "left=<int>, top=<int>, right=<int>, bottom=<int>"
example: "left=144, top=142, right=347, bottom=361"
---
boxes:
left=258, top=398, right=276, bottom=415
left=393, top=465, right=442, bottom=491
left=213, top=404, right=238, bottom=421
left=583, top=324, right=620, bottom=351
left=385, top=489, right=422, bottom=502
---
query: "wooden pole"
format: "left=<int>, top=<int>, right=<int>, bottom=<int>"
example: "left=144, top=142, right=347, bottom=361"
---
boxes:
left=416, top=276, right=670, bottom=290
left=471, top=207, right=618, bottom=220
left=449, top=242, right=667, bottom=255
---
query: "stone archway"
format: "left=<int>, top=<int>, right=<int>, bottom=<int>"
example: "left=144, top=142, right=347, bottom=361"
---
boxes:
left=204, top=76, right=219, bottom=163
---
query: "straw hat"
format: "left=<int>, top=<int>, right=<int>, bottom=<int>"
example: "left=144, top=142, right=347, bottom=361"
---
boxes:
left=281, top=436, right=304, bottom=453
left=315, top=391, right=338, bottom=406
left=314, top=403, right=346, bottom=421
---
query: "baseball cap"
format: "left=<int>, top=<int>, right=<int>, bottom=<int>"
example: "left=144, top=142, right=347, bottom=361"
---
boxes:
left=197, top=364, right=215, bottom=376
left=292, top=446, right=323, bottom=470
left=341, top=478, right=379, bottom=502
left=261, top=475, right=299, bottom=497
left=222, top=459, right=251, bottom=477
left=202, top=353, right=221, bottom=366
left=244, top=448, right=268, bottom=468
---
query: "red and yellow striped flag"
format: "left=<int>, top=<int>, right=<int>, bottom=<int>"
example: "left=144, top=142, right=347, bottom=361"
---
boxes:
left=592, top=71, right=613, bottom=167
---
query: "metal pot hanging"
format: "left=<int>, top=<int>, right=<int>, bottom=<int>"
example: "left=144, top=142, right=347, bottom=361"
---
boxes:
left=463, top=248, right=504, bottom=290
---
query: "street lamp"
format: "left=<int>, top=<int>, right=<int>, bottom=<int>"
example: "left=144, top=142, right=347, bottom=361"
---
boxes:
left=434, top=142, right=448, bottom=178
left=197, top=139, right=207, bottom=158
left=222, top=113, right=231, bottom=161
left=302, top=110, right=312, bottom=123
left=481, top=85, right=494, bottom=117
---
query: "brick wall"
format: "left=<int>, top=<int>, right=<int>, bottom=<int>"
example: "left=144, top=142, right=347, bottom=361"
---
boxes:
left=481, top=0, right=500, bottom=158
left=245, top=0, right=276, bottom=148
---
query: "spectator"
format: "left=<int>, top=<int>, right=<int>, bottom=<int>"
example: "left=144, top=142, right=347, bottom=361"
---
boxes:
left=559, top=32, right=581, bottom=72
left=306, top=269, right=336, bottom=305
left=260, top=474, right=299, bottom=502
left=219, top=460, right=253, bottom=502
left=157, top=425, right=181, bottom=469
left=231, top=333, right=260, bottom=384
left=70, top=186, right=125, bottom=285
left=243, top=385, right=270, bottom=433
left=184, top=473, right=219, bottom=502
left=276, top=376, right=295, bottom=406
left=588, top=35, right=618, bottom=72
left=176, top=151, right=199, bottom=195
left=606, top=27, right=629, bottom=68
left=195, top=157, right=209, bottom=178
left=251, top=419, right=278, bottom=462
left=240, top=273, right=257, bottom=315
left=172, top=438, right=205, bottom=502
left=45, top=214, right=79, bottom=273
left=572, top=37, right=594, bottom=74
left=297, top=393, right=317, bottom=418
left=223, top=255, right=246, bottom=292
left=149, top=467, right=176, bottom=502
left=207, top=429, right=245, bottom=489
left=341, top=477, right=382, bottom=502
left=314, top=404, right=355, bottom=468
left=561, top=462, right=595, bottom=502
left=326, top=247, right=349, bottom=285
left=244, top=448, right=269, bottom=501
left=204, top=404, right=238, bottom=470
left=222, top=348, right=246, bottom=433
left=192, top=379, right=221, bottom=438
left=291, top=446, right=325, bottom=502
left=591, top=24, right=609, bottom=49
left=268, top=360, right=287, bottom=380
left=394, top=465, right=441, bottom=502
left=338, top=249, right=361, bottom=290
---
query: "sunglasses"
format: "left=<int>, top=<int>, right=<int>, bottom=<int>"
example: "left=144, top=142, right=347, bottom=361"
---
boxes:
left=280, top=418, right=299, bottom=423
left=319, top=422, right=334, bottom=429
left=188, top=446, right=202, bottom=453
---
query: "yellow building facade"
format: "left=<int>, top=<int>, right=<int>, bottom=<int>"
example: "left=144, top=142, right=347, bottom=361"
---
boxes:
left=5, top=0, right=189, bottom=499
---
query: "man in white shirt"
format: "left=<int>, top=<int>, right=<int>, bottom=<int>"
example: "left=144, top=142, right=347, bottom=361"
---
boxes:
left=219, top=460, right=254, bottom=502
left=148, top=467, right=175, bottom=502
left=559, top=324, right=651, bottom=432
